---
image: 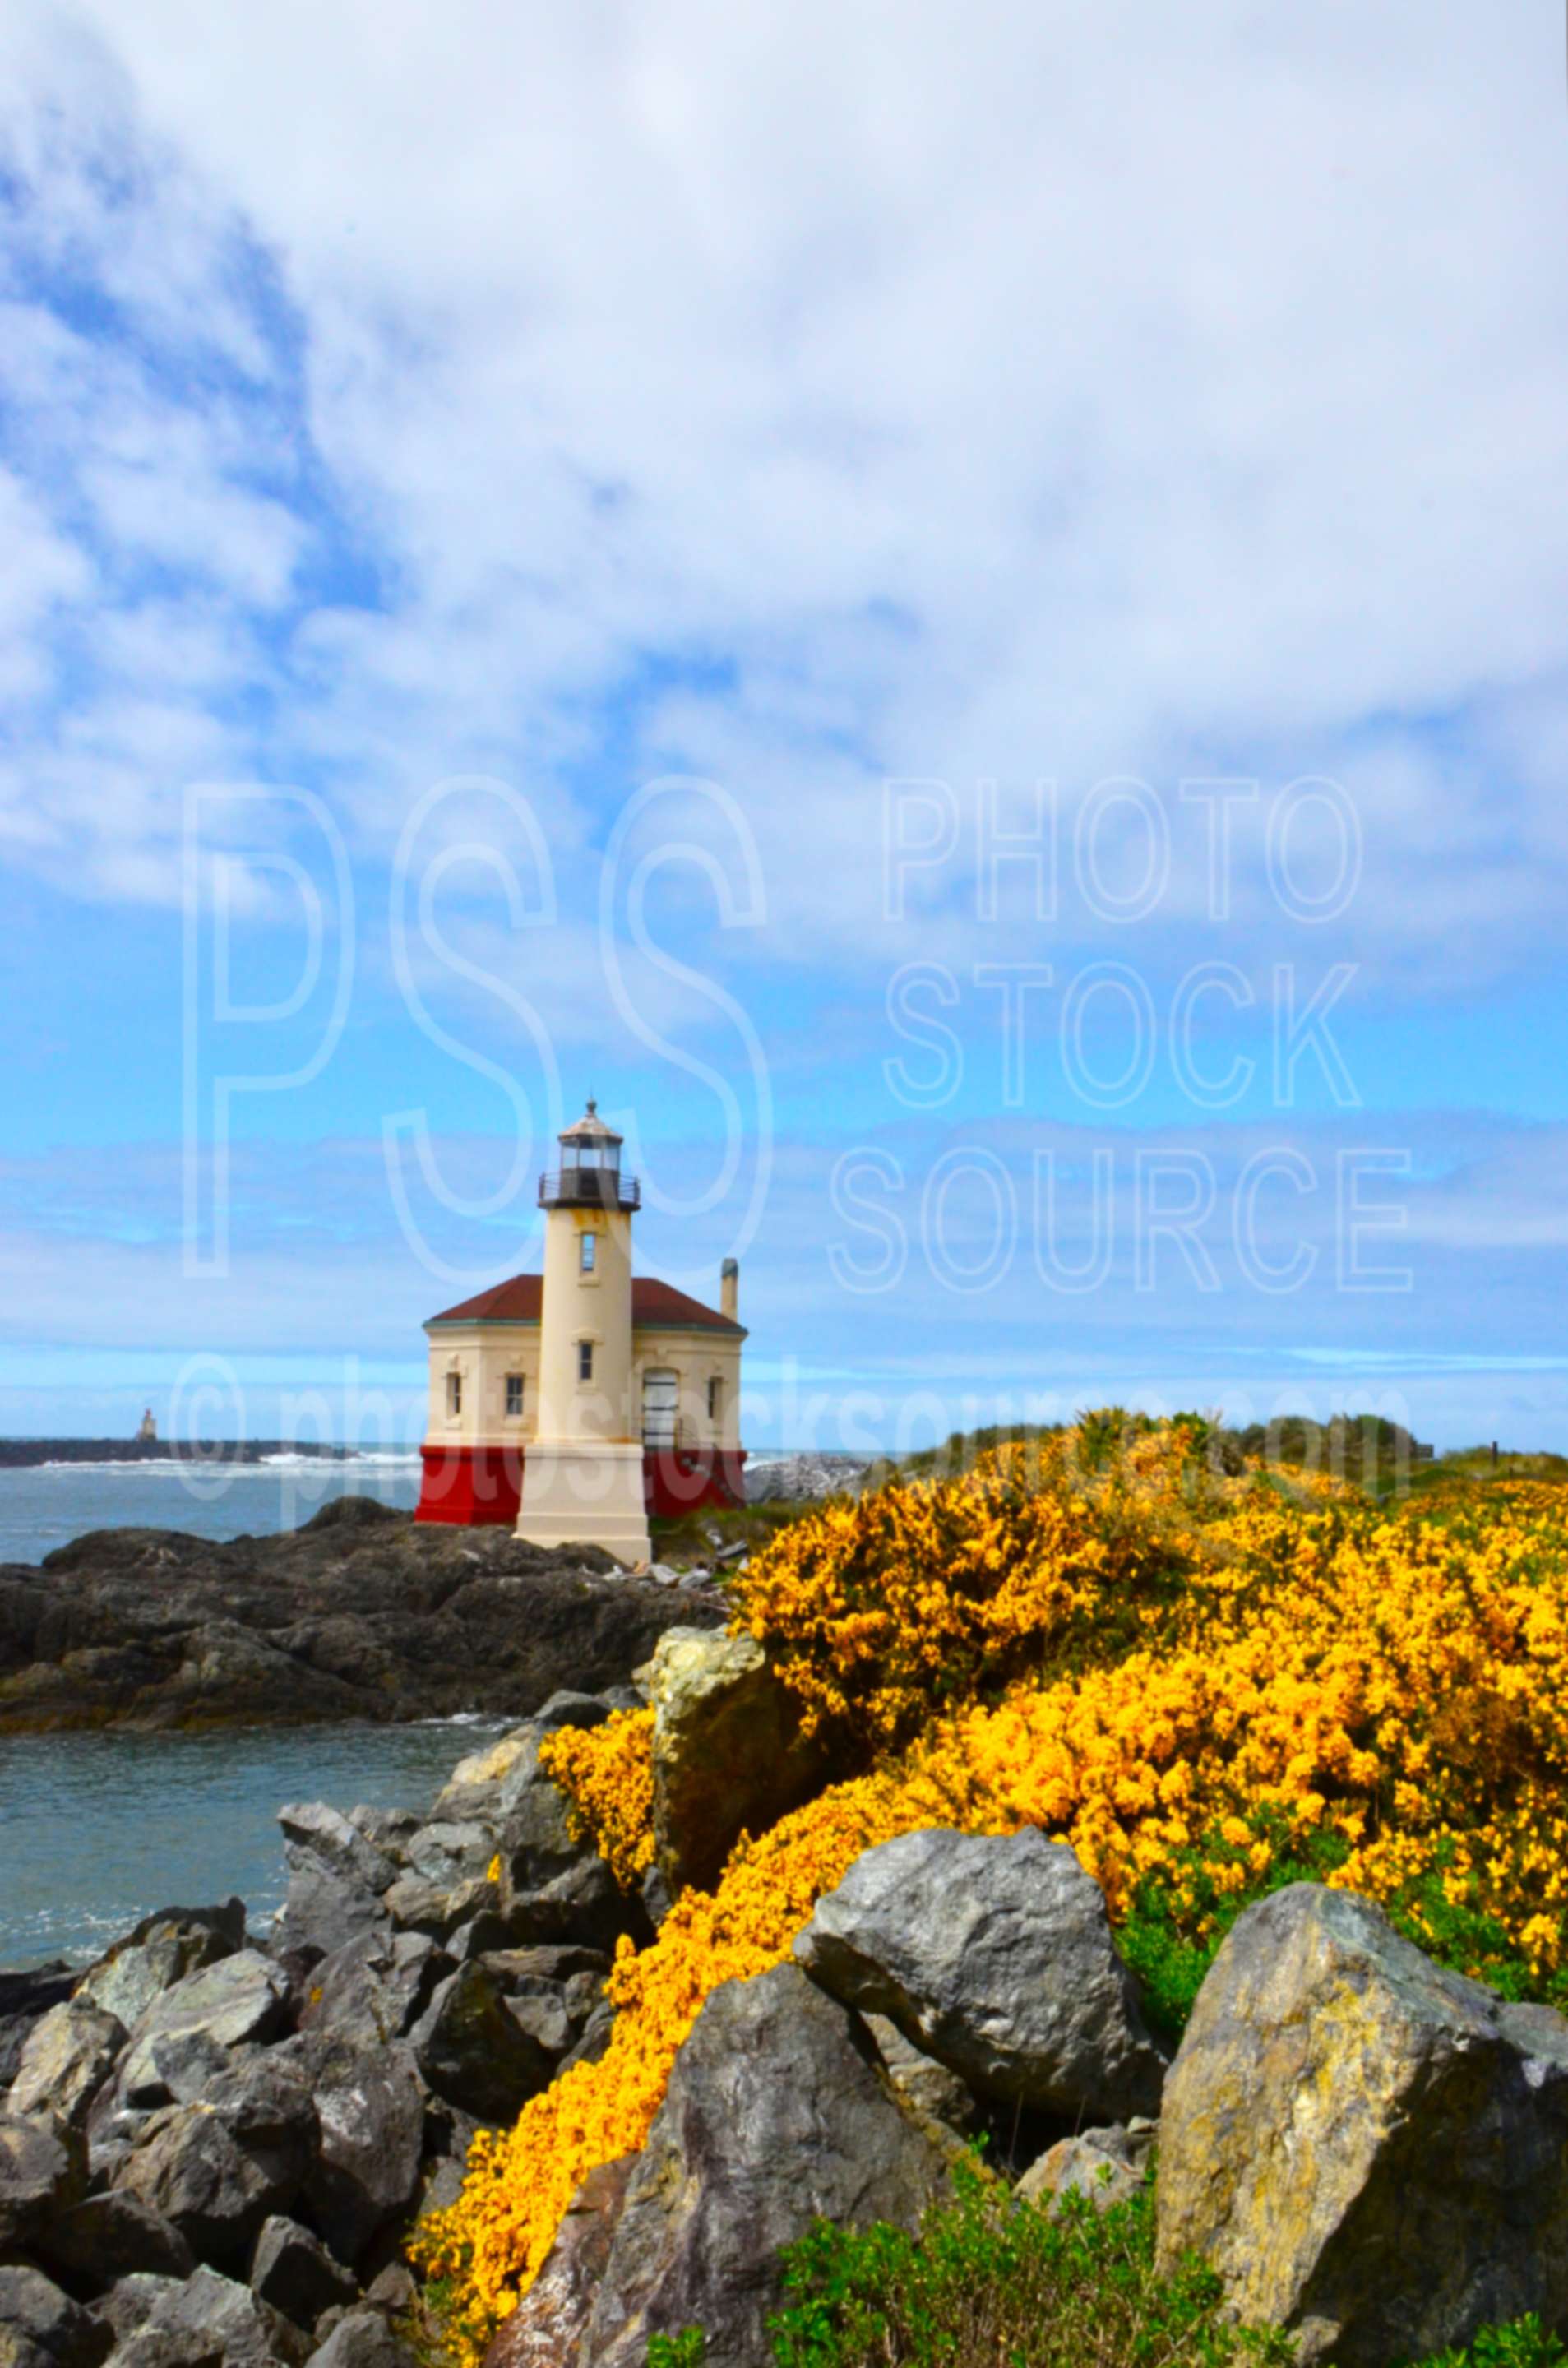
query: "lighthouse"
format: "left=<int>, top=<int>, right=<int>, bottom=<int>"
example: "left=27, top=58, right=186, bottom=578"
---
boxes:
left=515, top=1100, right=650, bottom=1557
left=414, top=1099, right=747, bottom=1549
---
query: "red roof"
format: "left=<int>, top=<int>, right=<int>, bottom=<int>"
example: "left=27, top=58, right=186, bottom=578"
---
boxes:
left=427, top=1273, right=743, bottom=1334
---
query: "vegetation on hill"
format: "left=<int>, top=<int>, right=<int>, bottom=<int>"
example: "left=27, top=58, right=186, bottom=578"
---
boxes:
left=413, top=1412, right=1568, bottom=2361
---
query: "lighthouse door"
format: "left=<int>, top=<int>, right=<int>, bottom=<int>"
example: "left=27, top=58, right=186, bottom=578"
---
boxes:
left=641, top=1368, right=678, bottom=1449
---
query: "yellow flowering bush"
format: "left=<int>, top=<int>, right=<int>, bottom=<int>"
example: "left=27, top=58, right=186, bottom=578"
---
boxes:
left=539, top=1707, right=655, bottom=1890
left=412, top=1421, right=1568, bottom=2362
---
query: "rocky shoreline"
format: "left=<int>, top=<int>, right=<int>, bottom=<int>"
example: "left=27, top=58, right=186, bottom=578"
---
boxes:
left=6, top=1628, right=1568, bottom=2366
left=0, top=1496, right=725, bottom=1733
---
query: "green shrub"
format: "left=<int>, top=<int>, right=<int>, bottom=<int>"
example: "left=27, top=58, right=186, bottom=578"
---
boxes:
left=763, top=2162, right=1293, bottom=2368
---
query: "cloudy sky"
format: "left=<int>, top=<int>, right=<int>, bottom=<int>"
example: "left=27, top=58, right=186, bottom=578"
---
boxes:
left=3, top=1, right=1568, bottom=1448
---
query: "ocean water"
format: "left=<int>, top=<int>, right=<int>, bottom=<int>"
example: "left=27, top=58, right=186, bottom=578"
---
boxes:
left=0, top=1458, right=491, bottom=1968
left=0, top=1717, right=508, bottom=1967
left=0, top=1456, right=425, bottom=1566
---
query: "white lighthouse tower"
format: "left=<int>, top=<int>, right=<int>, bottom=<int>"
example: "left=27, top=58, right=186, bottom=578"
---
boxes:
left=512, top=1101, right=653, bottom=1561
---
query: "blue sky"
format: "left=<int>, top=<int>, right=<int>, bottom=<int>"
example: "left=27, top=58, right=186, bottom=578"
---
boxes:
left=3, top=2, right=1568, bottom=1450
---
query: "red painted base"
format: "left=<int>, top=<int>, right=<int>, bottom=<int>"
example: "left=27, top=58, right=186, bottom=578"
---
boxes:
left=414, top=1443, right=747, bottom=1528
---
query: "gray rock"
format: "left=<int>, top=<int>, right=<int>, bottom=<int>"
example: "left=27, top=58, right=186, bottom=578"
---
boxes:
left=74, top=1905, right=246, bottom=2033
left=117, top=1954, right=289, bottom=2109
left=640, top=1629, right=828, bottom=1896
left=379, top=1875, right=490, bottom=1945
left=581, top=1963, right=948, bottom=2368
left=298, top=1931, right=447, bottom=2048
left=0, top=1963, right=76, bottom=2088
left=556, top=1998, right=615, bottom=2074
left=1155, top=1884, right=1568, bottom=2365
left=90, top=2277, right=186, bottom=2341
left=111, top=2051, right=316, bottom=2269
left=409, top=1966, right=557, bottom=2124
left=39, top=2191, right=196, bottom=2289
left=358, top=2266, right=414, bottom=2317
left=399, top=1824, right=495, bottom=1891
left=303, top=2312, right=410, bottom=2368
left=0, top=2265, right=109, bottom=2368
left=479, top=2156, right=635, bottom=2368
left=279, top=2033, right=423, bottom=2268
left=861, top=2014, right=978, bottom=2135
left=1015, top=2121, right=1152, bottom=2215
left=0, top=2112, right=85, bottom=2250
left=104, top=2264, right=308, bottom=2368
left=795, top=1829, right=1166, bottom=2122
left=249, top=2217, right=358, bottom=2332
left=273, top=1808, right=397, bottom=1963
left=8, top=2001, right=125, bottom=2128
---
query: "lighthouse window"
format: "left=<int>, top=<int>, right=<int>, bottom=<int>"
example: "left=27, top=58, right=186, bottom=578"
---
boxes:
left=446, top=1373, right=462, bottom=1417
left=577, top=1339, right=594, bottom=1383
left=707, top=1376, right=721, bottom=1422
left=580, top=1232, right=597, bottom=1274
left=505, top=1374, right=524, bottom=1418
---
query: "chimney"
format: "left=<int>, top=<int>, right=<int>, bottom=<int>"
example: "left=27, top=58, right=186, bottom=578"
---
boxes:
left=720, top=1258, right=738, bottom=1321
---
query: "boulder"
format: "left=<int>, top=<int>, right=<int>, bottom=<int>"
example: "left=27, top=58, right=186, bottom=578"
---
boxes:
left=102, top=2264, right=308, bottom=2368
left=0, top=2264, right=109, bottom=2368
left=408, top=1966, right=557, bottom=2124
left=398, top=1824, right=496, bottom=1891
left=279, top=2033, right=424, bottom=2268
left=795, top=1829, right=1166, bottom=2122
left=249, top=2217, right=358, bottom=2331
left=0, top=2113, right=85, bottom=2250
left=303, top=2314, right=411, bottom=2368
left=298, top=1931, right=448, bottom=2048
left=1015, top=2121, right=1153, bottom=2215
left=0, top=1964, right=76, bottom=2088
left=273, top=1808, right=398, bottom=1964
left=480, top=2156, right=636, bottom=2368
left=75, top=1904, right=245, bottom=2032
left=39, top=2191, right=196, bottom=2290
left=112, top=2051, right=316, bottom=2269
left=1155, top=1883, right=1568, bottom=2365
left=580, top=1963, right=948, bottom=2367
left=8, top=2002, right=125, bottom=2128
left=432, top=1696, right=612, bottom=1823
left=117, top=1954, right=289, bottom=2109
left=641, top=1628, right=826, bottom=1895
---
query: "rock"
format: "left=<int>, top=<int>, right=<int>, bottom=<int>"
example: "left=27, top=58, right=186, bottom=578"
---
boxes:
left=399, top=1824, right=495, bottom=1890
left=249, top=2217, right=358, bottom=2331
left=557, top=1999, right=615, bottom=2074
left=76, top=1905, right=246, bottom=2032
left=409, top=1966, right=557, bottom=2123
left=273, top=1808, right=398, bottom=1963
left=742, top=1454, right=870, bottom=1504
left=39, top=2191, right=196, bottom=2290
left=359, top=2265, right=414, bottom=2316
left=8, top=2002, right=125, bottom=2128
left=0, top=2265, right=109, bottom=2368
left=303, top=2313, right=411, bottom=2368
left=117, top=1954, right=289, bottom=2107
left=379, top=1875, right=490, bottom=1945
left=1155, top=1883, right=1568, bottom=2366
left=104, top=2264, right=308, bottom=2368
left=795, top=1829, right=1166, bottom=2122
left=112, top=2050, right=316, bottom=2269
left=298, top=1931, right=448, bottom=2048
left=279, top=2033, right=423, bottom=2268
left=1015, top=2121, right=1152, bottom=2215
left=580, top=1963, right=948, bottom=2367
left=0, top=1516, right=717, bottom=1736
left=861, top=2014, right=978, bottom=2135
left=641, top=1628, right=829, bottom=1896
left=0, top=1964, right=76, bottom=2088
left=480, top=2156, right=636, bottom=2368
left=0, top=2113, right=85, bottom=2250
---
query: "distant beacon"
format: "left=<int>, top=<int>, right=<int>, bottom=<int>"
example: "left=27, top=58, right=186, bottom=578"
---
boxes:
left=414, top=1099, right=747, bottom=1555
left=136, top=1408, right=158, bottom=1444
